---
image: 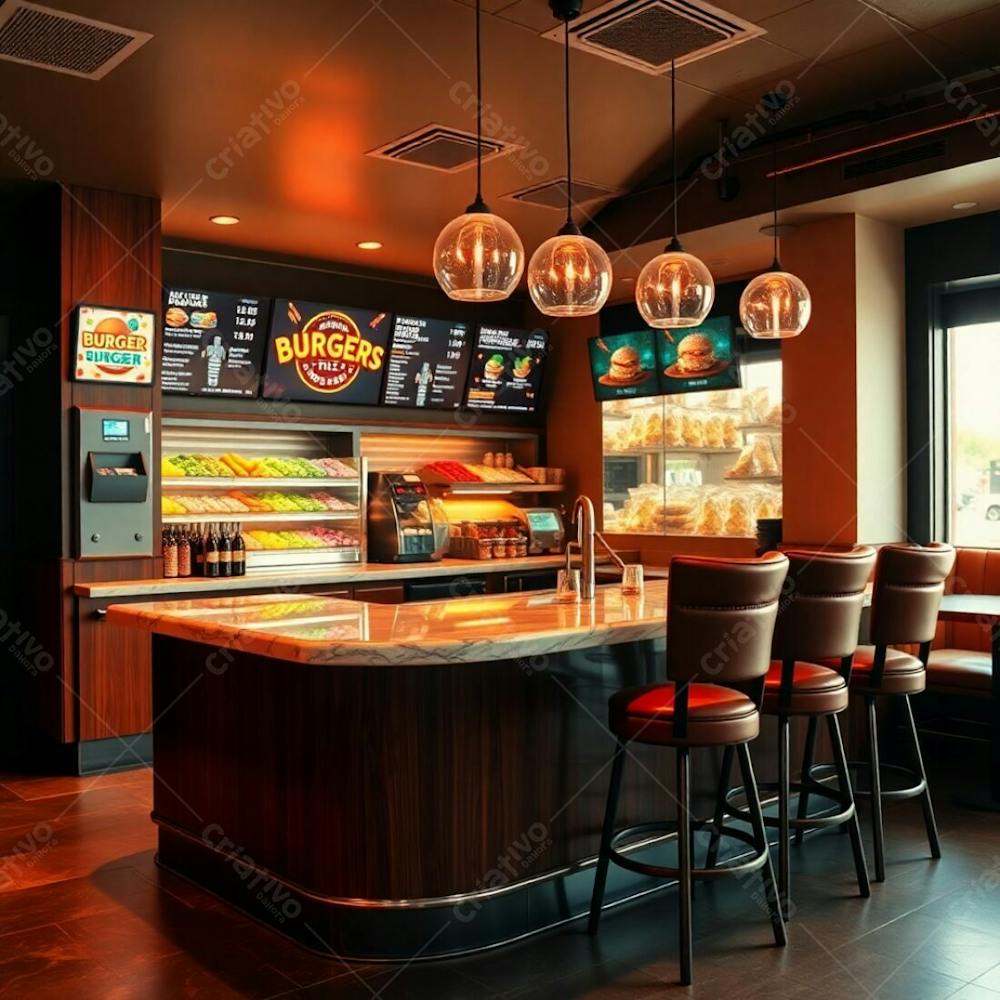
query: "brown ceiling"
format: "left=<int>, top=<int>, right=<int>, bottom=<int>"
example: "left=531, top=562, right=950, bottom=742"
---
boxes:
left=3, top=0, right=1000, bottom=280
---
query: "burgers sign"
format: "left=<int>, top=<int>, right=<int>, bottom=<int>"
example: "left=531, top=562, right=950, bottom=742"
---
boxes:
left=73, top=305, right=156, bottom=385
left=263, top=300, right=391, bottom=405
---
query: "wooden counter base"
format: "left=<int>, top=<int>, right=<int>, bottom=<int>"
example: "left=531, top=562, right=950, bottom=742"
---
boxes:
left=148, top=633, right=785, bottom=960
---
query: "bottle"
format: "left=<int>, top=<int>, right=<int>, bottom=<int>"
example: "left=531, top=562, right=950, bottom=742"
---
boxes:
left=219, top=522, right=232, bottom=577
left=231, top=524, right=246, bottom=577
left=162, top=527, right=178, bottom=578
left=177, top=526, right=192, bottom=578
left=193, top=526, right=205, bottom=576
left=205, top=523, right=220, bottom=578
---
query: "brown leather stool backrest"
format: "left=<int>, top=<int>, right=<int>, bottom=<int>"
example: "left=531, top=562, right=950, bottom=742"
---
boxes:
left=869, top=543, right=956, bottom=647
left=771, top=546, right=877, bottom=663
left=667, top=552, right=789, bottom=686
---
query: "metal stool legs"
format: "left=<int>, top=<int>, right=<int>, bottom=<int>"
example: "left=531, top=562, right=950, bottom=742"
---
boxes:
left=866, top=696, right=886, bottom=882
left=904, top=695, right=941, bottom=859
left=588, top=741, right=625, bottom=936
left=793, top=716, right=818, bottom=847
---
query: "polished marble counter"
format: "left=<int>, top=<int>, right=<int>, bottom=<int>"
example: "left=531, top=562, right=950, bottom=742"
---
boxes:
left=107, top=580, right=669, bottom=666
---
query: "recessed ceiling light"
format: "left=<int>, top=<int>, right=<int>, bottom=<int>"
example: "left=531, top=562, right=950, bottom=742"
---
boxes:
left=620, top=275, right=635, bottom=283
left=357, top=240, right=383, bottom=251
left=209, top=214, right=240, bottom=226
left=952, top=201, right=977, bottom=210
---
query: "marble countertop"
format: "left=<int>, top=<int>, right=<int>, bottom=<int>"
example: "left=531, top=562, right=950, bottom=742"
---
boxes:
left=106, top=580, right=669, bottom=667
left=75, top=554, right=577, bottom=599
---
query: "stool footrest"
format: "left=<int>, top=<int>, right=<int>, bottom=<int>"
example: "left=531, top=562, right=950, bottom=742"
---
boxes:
left=809, top=761, right=926, bottom=801
left=609, top=820, right=768, bottom=882
left=724, top=779, right=856, bottom=830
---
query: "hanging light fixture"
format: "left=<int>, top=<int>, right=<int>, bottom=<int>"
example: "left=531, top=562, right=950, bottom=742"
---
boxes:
left=433, top=0, right=524, bottom=302
left=739, top=143, right=811, bottom=339
left=526, top=0, right=612, bottom=318
left=635, top=60, right=714, bottom=329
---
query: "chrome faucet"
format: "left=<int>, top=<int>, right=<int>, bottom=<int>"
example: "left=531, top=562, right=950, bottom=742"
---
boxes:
left=565, top=495, right=626, bottom=600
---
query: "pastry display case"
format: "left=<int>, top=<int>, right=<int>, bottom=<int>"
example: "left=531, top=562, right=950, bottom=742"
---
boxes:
left=161, top=419, right=363, bottom=572
left=601, top=359, right=782, bottom=538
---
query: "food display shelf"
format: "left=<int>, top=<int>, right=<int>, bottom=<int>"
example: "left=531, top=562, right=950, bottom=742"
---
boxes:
left=246, top=547, right=361, bottom=571
left=163, top=512, right=358, bottom=525
left=162, top=477, right=359, bottom=490
left=738, top=423, right=782, bottom=433
left=425, top=481, right=565, bottom=495
left=607, top=446, right=742, bottom=458
left=723, top=475, right=783, bottom=485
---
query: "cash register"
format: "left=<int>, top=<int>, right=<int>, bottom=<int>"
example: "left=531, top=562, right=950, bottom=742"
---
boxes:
left=522, top=507, right=566, bottom=555
left=367, top=472, right=442, bottom=563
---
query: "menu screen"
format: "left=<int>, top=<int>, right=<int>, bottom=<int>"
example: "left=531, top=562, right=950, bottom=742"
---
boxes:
left=380, top=315, right=472, bottom=409
left=588, top=330, right=660, bottom=402
left=161, top=289, right=269, bottom=397
left=655, top=317, right=741, bottom=394
left=464, top=325, right=547, bottom=412
left=262, top=300, right=391, bottom=405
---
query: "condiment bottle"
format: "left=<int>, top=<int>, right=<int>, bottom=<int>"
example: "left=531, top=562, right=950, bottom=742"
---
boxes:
left=205, top=524, right=220, bottom=578
left=219, top=523, right=232, bottom=577
left=231, top=525, right=246, bottom=577
left=177, top=526, right=192, bottom=578
left=162, top=527, right=178, bottom=578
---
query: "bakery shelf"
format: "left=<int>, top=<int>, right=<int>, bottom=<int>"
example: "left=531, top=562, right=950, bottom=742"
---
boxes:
left=738, top=424, right=782, bottom=433
left=245, top=547, right=362, bottom=571
left=723, top=475, right=783, bottom=485
left=427, top=481, right=564, bottom=495
left=162, top=477, right=360, bottom=489
left=608, top=446, right=742, bottom=458
left=163, top=511, right=358, bottom=524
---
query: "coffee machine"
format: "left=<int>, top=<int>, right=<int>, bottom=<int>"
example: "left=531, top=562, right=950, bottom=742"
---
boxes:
left=367, top=472, right=442, bottom=563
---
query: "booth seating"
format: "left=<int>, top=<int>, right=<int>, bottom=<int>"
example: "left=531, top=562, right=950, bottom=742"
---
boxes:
left=926, top=547, right=999, bottom=696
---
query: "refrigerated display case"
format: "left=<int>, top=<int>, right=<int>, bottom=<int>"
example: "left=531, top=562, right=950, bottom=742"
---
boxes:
left=161, top=419, right=364, bottom=572
left=601, top=359, right=782, bottom=538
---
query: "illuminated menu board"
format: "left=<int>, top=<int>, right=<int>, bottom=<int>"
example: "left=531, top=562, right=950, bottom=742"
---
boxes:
left=464, top=325, right=547, bottom=413
left=380, top=316, right=473, bottom=409
left=161, top=288, right=269, bottom=397
left=262, top=300, right=391, bottom=405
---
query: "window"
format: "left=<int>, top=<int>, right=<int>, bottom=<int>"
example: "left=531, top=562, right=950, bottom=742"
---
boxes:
left=602, top=358, right=782, bottom=537
left=947, top=323, right=1000, bottom=546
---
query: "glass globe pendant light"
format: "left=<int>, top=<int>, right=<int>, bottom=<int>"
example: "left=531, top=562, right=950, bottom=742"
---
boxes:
left=433, top=0, right=524, bottom=301
left=739, top=144, right=811, bottom=338
left=635, top=60, right=714, bottom=329
left=527, top=2, right=612, bottom=318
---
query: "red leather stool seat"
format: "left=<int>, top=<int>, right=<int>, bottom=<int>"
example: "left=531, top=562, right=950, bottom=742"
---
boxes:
left=762, top=660, right=848, bottom=716
left=610, top=682, right=759, bottom=747
left=926, top=648, right=992, bottom=696
left=849, top=645, right=925, bottom=695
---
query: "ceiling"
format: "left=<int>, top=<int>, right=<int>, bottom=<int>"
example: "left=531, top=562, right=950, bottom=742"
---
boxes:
left=3, top=0, right=1000, bottom=281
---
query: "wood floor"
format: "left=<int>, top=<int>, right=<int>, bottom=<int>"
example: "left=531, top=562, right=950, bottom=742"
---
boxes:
left=1, top=736, right=999, bottom=999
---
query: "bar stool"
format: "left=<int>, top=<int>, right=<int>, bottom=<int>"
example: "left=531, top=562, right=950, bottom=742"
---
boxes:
left=708, top=546, right=876, bottom=918
left=588, top=553, right=789, bottom=986
left=825, top=542, right=956, bottom=882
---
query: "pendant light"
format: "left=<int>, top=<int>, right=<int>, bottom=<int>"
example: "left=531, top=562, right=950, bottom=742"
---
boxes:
left=433, top=0, right=524, bottom=301
left=635, top=60, right=714, bottom=329
left=739, top=143, right=811, bottom=339
left=526, top=1, right=612, bottom=318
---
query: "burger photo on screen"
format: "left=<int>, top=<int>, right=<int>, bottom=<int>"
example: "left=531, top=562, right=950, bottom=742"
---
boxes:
left=664, top=331, right=729, bottom=379
left=598, top=345, right=652, bottom=386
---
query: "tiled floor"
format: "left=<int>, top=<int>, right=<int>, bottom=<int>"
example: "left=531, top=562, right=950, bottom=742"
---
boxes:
left=1, top=738, right=999, bottom=998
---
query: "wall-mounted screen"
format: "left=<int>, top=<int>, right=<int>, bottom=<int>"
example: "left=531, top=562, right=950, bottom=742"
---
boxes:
left=380, top=315, right=473, bottom=410
left=464, top=325, right=547, bottom=413
left=73, top=305, right=156, bottom=385
left=588, top=330, right=661, bottom=402
left=262, top=300, right=391, bottom=405
left=655, top=317, right=741, bottom=394
left=161, top=288, right=269, bottom=397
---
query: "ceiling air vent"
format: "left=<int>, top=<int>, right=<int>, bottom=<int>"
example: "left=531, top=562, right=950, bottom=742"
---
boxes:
left=0, top=1, right=151, bottom=80
left=504, top=178, right=615, bottom=210
left=541, top=0, right=765, bottom=75
left=368, top=124, right=521, bottom=173
left=842, top=140, right=946, bottom=181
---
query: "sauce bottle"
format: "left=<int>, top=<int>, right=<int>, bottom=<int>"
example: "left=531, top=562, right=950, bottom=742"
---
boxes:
left=219, top=523, right=232, bottom=577
left=205, top=524, right=220, bottom=578
left=231, top=524, right=246, bottom=577
left=177, top=526, right=192, bottom=578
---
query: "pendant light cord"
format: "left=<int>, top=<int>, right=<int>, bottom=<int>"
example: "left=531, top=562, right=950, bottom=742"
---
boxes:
left=475, top=0, right=484, bottom=207
left=671, top=58, right=678, bottom=241
left=563, top=18, right=573, bottom=228
left=771, top=139, right=780, bottom=269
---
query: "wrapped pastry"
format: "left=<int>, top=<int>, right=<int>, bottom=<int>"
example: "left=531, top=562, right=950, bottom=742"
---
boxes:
left=643, top=412, right=664, bottom=447
left=626, top=414, right=645, bottom=449
left=764, top=402, right=783, bottom=427
left=694, top=495, right=723, bottom=536
left=727, top=444, right=754, bottom=478
left=725, top=497, right=753, bottom=536
left=772, top=434, right=783, bottom=471
left=682, top=412, right=705, bottom=448
left=664, top=407, right=684, bottom=447
left=752, top=435, right=780, bottom=476
left=655, top=499, right=696, bottom=535
left=743, top=387, right=770, bottom=425
left=704, top=415, right=724, bottom=449
left=722, top=415, right=741, bottom=448
left=754, top=492, right=780, bottom=520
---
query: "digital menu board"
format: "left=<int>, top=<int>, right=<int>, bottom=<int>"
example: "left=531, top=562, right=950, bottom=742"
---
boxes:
left=655, top=317, right=741, bottom=394
left=380, top=315, right=472, bottom=409
left=588, top=330, right=660, bottom=402
left=262, top=300, right=391, bottom=405
left=464, top=325, right=547, bottom=413
left=161, top=288, right=269, bottom=397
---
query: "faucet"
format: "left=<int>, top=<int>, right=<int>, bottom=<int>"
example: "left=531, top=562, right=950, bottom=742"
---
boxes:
left=565, top=495, right=626, bottom=600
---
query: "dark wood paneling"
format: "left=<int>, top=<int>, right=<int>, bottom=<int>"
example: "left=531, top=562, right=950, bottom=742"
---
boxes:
left=351, top=582, right=405, bottom=605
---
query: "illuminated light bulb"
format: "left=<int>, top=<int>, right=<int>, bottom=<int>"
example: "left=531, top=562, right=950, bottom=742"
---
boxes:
left=739, top=269, right=811, bottom=339
left=635, top=244, right=715, bottom=329
left=527, top=228, right=612, bottom=318
left=433, top=211, right=524, bottom=302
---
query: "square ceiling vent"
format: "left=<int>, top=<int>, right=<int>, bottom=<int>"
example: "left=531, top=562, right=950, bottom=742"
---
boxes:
left=368, top=124, right=522, bottom=173
left=504, top=177, right=615, bottom=210
left=541, top=0, right=765, bottom=76
left=0, top=1, right=151, bottom=80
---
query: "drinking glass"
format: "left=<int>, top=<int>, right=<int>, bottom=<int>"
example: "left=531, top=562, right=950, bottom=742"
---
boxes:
left=621, top=564, right=644, bottom=596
